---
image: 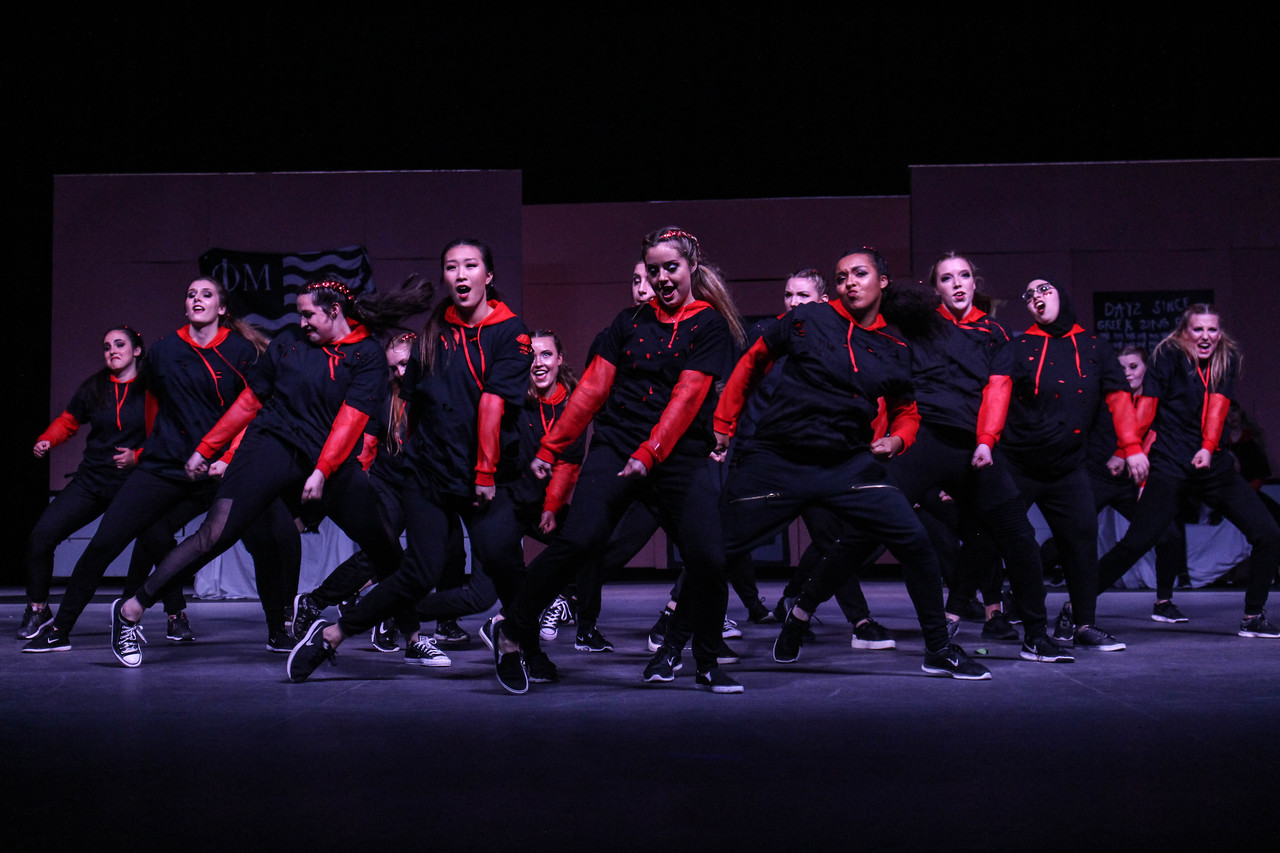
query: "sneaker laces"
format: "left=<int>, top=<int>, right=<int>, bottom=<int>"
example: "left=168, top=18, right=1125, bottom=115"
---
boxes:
left=118, top=620, right=147, bottom=654
left=411, top=636, right=442, bottom=656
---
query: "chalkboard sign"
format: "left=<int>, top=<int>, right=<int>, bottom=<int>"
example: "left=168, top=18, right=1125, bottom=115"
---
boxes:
left=1093, top=290, right=1215, bottom=352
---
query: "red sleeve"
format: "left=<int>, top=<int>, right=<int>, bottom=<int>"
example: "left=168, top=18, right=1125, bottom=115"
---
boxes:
left=196, top=388, right=263, bottom=459
left=536, top=355, right=616, bottom=464
left=542, top=459, right=582, bottom=516
left=217, top=427, right=249, bottom=466
left=1104, top=389, right=1143, bottom=457
left=975, top=375, right=1012, bottom=447
left=712, top=338, right=775, bottom=437
left=632, top=370, right=713, bottom=471
left=885, top=398, right=921, bottom=452
left=1134, top=395, right=1157, bottom=437
left=315, top=403, right=371, bottom=479
left=357, top=434, right=379, bottom=471
left=475, top=392, right=505, bottom=488
left=1201, top=392, right=1230, bottom=452
left=870, top=398, right=888, bottom=440
left=38, top=411, right=81, bottom=448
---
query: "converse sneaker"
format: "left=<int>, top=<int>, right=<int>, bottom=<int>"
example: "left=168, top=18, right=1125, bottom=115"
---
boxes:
left=17, top=604, right=54, bottom=640
left=722, top=617, right=743, bottom=639
left=405, top=635, right=451, bottom=667
left=695, top=668, right=744, bottom=694
left=110, top=599, right=145, bottom=668
left=1152, top=601, right=1189, bottom=623
left=921, top=643, right=991, bottom=680
left=539, top=594, right=573, bottom=641
left=166, top=611, right=195, bottom=643
left=851, top=617, right=896, bottom=650
left=1019, top=634, right=1075, bottom=663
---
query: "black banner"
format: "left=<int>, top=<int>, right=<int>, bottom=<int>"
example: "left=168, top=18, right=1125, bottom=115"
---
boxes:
left=1093, top=289, right=1214, bottom=353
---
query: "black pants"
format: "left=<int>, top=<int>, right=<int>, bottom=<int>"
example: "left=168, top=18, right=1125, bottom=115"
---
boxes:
left=1097, top=453, right=1280, bottom=614
left=1089, top=468, right=1184, bottom=601
left=721, top=446, right=950, bottom=651
left=509, top=444, right=728, bottom=670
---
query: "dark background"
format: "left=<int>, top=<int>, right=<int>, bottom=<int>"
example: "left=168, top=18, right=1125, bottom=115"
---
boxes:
left=11, top=10, right=1276, bottom=573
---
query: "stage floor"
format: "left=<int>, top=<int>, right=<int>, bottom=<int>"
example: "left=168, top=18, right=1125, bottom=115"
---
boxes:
left=4, top=582, right=1278, bottom=851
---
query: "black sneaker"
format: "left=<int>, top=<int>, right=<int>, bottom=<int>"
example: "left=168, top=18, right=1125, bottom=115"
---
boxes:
left=17, top=604, right=54, bottom=640
left=1073, top=625, right=1126, bottom=651
left=432, top=618, right=470, bottom=648
left=851, top=617, right=896, bottom=650
left=921, top=643, right=991, bottom=680
left=22, top=625, right=70, bottom=653
left=1152, top=601, right=1190, bottom=623
left=1238, top=611, right=1280, bottom=639
left=946, top=594, right=986, bottom=623
left=1001, top=590, right=1025, bottom=624
left=747, top=597, right=776, bottom=624
left=695, top=668, right=744, bottom=694
left=722, top=617, right=743, bottom=639
left=772, top=595, right=796, bottom=624
left=371, top=620, right=400, bottom=653
left=266, top=626, right=294, bottom=653
left=404, top=635, right=451, bottom=667
left=1052, top=603, right=1074, bottom=642
left=574, top=626, right=614, bottom=652
left=291, top=593, right=323, bottom=641
left=287, top=619, right=337, bottom=682
left=479, top=616, right=501, bottom=652
left=647, top=608, right=673, bottom=652
left=1019, top=634, right=1075, bottom=663
left=643, top=646, right=682, bottom=683
left=525, top=650, right=559, bottom=684
left=166, top=611, right=195, bottom=643
left=773, top=613, right=807, bottom=664
left=946, top=615, right=961, bottom=640
left=337, top=594, right=361, bottom=619
left=493, top=622, right=528, bottom=695
left=982, top=610, right=1020, bottom=642
left=712, top=639, right=741, bottom=665
left=110, top=598, right=145, bottom=668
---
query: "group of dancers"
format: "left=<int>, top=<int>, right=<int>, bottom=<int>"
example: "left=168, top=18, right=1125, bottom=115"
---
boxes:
left=19, top=227, right=1280, bottom=695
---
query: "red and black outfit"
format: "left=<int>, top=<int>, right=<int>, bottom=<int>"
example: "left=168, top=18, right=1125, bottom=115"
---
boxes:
left=132, top=323, right=394, bottom=627
left=334, top=301, right=534, bottom=638
left=51, top=327, right=262, bottom=637
left=505, top=299, right=735, bottom=672
left=979, top=319, right=1142, bottom=629
left=26, top=372, right=180, bottom=614
left=715, top=300, right=954, bottom=651
left=1096, top=346, right=1280, bottom=614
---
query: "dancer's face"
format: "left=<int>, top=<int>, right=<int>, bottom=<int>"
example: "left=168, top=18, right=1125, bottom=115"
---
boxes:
left=443, top=245, right=494, bottom=313
left=631, top=262, right=654, bottom=306
left=833, top=253, right=887, bottom=318
left=1119, top=353, right=1146, bottom=391
left=645, top=243, right=695, bottom=311
left=185, top=280, right=226, bottom=328
left=783, top=276, right=826, bottom=310
left=934, top=258, right=976, bottom=318
left=1183, top=313, right=1222, bottom=360
left=530, top=335, right=563, bottom=393
left=1023, top=280, right=1060, bottom=325
left=103, top=330, right=141, bottom=374
left=297, top=293, right=344, bottom=345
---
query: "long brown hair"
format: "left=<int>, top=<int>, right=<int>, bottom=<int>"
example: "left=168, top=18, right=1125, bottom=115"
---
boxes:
left=190, top=276, right=271, bottom=355
left=527, top=328, right=578, bottom=404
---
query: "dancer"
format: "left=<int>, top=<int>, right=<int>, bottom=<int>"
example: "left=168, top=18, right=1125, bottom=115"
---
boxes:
left=719, top=248, right=990, bottom=679
left=19, top=326, right=186, bottom=643
left=974, top=278, right=1148, bottom=651
left=109, top=277, right=431, bottom=666
left=494, top=226, right=745, bottom=694
left=1095, top=305, right=1280, bottom=637
left=286, top=239, right=535, bottom=682
left=25, top=279, right=273, bottom=654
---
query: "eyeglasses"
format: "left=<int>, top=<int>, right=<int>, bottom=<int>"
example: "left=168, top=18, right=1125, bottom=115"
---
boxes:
left=1020, top=283, right=1054, bottom=303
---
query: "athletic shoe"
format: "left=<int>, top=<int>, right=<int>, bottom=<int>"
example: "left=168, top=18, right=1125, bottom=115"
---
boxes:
left=22, top=625, right=70, bottom=653
left=1052, top=603, right=1074, bottom=642
left=525, top=650, right=559, bottom=684
left=17, top=604, right=54, bottom=640
left=1073, top=625, right=1126, bottom=651
left=946, top=594, right=986, bottom=623
left=1238, top=611, right=1280, bottom=639
left=266, top=626, right=294, bottom=653
left=405, top=635, right=451, bottom=667
left=643, top=646, right=682, bottom=683
left=921, top=643, right=991, bottom=680
left=479, top=615, right=502, bottom=652
left=772, top=595, right=797, bottom=624
left=773, top=613, right=807, bottom=664
left=109, top=598, right=145, bottom=667
left=337, top=594, right=360, bottom=619
left=493, top=622, right=528, bottom=695
left=539, top=594, right=572, bottom=641
left=1019, top=634, right=1075, bottom=663
left=1001, top=590, right=1025, bottom=624
left=747, top=597, right=776, bottom=624
left=371, top=620, right=400, bottom=653
left=166, top=611, right=195, bottom=643
left=287, top=619, right=336, bottom=682
left=982, top=611, right=1020, bottom=642
left=712, top=640, right=741, bottom=665
left=695, top=669, right=744, bottom=694
left=432, top=619, right=470, bottom=648
left=945, top=616, right=961, bottom=640
left=574, top=626, right=614, bottom=652
left=722, top=617, right=743, bottom=639
left=291, top=593, right=323, bottom=641
left=647, top=608, right=673, bottom=653
left=1152, top=601, right=1190, bottom=623
left=850, top=617, right=896, bottom=650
